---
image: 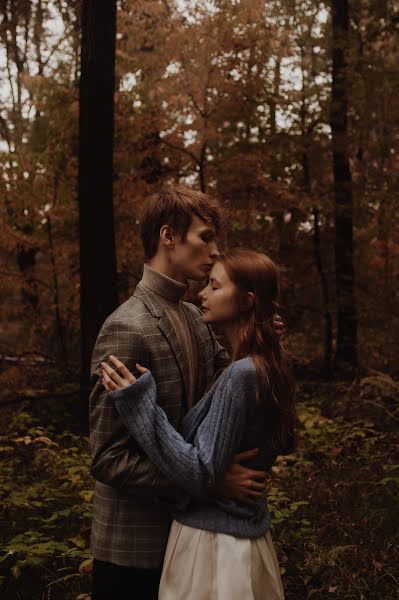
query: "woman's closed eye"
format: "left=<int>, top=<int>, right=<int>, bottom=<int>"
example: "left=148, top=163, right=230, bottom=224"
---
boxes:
left=202, top=233, right=214, bottom=243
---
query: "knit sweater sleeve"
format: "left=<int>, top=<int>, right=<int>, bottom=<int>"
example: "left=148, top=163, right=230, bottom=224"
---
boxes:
left=110, top=364, right=248, bottom=496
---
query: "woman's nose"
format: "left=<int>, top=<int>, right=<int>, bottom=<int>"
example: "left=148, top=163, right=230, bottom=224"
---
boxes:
left=198, top=287, right=207, bottom=301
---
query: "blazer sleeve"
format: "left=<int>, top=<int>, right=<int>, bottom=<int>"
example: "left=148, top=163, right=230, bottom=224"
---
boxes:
left=110, top=364, right=248, bottom=496
left=89, top=315, right=181, bottom=500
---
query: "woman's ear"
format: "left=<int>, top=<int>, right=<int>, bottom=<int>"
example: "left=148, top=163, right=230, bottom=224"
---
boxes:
left=240, top=291, right=254, bottom=312
left=159, top=224, right=174, bottom=248
left=247, top=291, right=255, bottom=310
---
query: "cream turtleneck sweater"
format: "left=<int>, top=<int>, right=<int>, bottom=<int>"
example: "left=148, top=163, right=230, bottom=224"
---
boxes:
left=140, top=264, right=198, bottom=410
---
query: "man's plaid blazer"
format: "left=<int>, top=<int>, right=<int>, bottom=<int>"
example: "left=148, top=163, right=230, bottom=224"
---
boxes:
left=89, top=282, right=229, bottom=568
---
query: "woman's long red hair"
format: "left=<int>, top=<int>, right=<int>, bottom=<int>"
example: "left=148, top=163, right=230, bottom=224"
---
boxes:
left=219, top=248, right=296, bottom=454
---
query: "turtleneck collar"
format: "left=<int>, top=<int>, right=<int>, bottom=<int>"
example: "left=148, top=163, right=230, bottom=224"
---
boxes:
left=141, top=264, right=188, bottom=304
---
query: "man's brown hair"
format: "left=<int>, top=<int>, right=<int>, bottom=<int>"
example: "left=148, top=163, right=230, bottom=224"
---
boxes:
left=140, top=184, right=224, bottom=259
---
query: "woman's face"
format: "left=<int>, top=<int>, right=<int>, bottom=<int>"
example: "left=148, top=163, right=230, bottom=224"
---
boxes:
left=198, top=261, right=240, bottom=326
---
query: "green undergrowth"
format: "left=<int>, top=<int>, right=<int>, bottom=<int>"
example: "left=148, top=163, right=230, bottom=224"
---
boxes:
left=0, top=373, right=398, bottom=599
left=0, top=399, right=93, bottom=600
left=270, top=373, right=399, bottom=599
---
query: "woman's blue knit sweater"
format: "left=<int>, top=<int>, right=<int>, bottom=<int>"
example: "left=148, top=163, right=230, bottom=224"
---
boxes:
left=110, top=356, right=277, bottom=538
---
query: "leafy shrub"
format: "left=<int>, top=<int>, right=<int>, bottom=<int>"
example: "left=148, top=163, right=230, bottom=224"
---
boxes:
left=0, top=402, right=92, bottom=599
left=270, top=380, right=399, bottom=599
left=1, top=376, right=398, bottom=599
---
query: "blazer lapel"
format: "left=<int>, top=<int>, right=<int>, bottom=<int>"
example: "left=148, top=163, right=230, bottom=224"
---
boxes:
left=157, top=313, right=189, bottom=403
left=182, top=303, right=214, bottom=401
left=133, top=283, right=189, bottom=405
left=133, top=283, right=163, bottom=317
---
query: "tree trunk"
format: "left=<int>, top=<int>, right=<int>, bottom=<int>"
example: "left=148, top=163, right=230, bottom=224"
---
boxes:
left=46, top=213, right=68, bottom=371
left=78, top=0, right=119, bottom=420
left=301, top=138, right=333, bottom=377
left=312, top=206, right=333, bottom=376
left=331, top=0, right=357, bottom=368
left=300, top=47, right=333, bottom=376
left=269, top=56, right=285, bottom=257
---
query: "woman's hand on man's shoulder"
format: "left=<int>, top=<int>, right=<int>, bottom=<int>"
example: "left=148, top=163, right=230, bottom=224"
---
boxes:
left=101, top=355, right=148, bottom=392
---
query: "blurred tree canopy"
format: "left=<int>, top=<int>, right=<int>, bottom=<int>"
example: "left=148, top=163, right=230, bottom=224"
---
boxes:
left=0, top=3, right=398, bottom=599
left=1, top=0, right=399, bottom=389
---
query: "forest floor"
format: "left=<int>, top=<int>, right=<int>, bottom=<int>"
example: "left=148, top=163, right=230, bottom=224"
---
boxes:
left=0, top=372, right=398, bottom=600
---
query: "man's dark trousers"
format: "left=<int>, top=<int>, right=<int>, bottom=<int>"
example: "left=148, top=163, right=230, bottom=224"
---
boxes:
left=92, top=559, right=162, bottom=599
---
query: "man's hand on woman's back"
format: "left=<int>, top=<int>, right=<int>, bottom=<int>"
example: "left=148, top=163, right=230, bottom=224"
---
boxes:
left=216, top=449, right=267, bottom=505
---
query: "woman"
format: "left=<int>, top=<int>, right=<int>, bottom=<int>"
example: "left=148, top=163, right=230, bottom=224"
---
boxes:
left=101, top=248, right=295, bottom=599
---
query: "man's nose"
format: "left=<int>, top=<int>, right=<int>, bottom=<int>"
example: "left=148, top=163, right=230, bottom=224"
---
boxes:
left=210, top=241, right=219, bottom=259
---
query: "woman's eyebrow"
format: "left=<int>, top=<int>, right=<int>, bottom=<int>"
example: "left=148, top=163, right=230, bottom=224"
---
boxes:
left=210, top=277, right=221, bottom=285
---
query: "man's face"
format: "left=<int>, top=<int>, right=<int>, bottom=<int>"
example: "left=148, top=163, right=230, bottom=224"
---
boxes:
left=172, top=215, right=219, bottom=282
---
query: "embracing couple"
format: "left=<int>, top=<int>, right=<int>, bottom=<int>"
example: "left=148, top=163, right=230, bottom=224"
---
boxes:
left=89, top=185, right=296, bottom=599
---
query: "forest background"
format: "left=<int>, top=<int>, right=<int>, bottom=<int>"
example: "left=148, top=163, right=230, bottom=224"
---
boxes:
left=0, top=0, right=398, bottom=599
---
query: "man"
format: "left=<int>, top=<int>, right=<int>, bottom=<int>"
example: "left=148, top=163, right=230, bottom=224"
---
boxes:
left=89, top=185, right=273, bottom=598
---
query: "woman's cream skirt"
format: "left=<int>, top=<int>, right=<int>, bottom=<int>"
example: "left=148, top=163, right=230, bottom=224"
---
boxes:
left=159, top=520, right=285, bottom=599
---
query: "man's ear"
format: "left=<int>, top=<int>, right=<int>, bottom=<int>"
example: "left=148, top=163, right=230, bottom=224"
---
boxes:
left=159, top=224, right=174, bottom=248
